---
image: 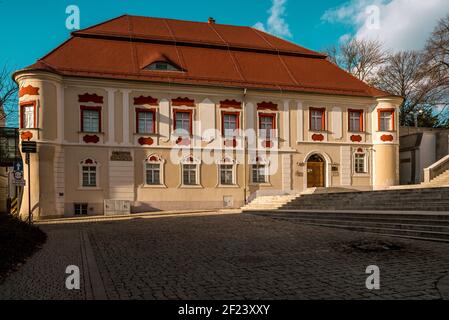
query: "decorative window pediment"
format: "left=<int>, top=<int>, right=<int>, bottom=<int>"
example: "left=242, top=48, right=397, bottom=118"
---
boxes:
left=216, top=155, right=237, bottom=165
left=181, top=155, right=201, bottom=165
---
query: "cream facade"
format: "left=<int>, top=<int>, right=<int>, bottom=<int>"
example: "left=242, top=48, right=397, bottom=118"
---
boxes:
left=14, top=70, right=402, bottom=219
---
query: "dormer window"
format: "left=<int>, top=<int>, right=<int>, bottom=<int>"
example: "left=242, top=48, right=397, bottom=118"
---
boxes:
left=146, top=61, right=181, bottom=72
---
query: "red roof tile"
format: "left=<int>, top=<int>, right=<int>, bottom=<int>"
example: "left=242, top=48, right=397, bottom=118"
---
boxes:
left=21, top=15, right=392, bottom=98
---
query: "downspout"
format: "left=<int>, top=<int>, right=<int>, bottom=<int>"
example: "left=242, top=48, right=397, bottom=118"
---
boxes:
left=242, top=88, right=248, bottom=204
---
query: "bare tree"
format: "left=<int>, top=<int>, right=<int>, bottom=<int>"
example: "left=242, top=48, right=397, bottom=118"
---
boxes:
left=371, top=51, right=447, bottom=127
left=0, top=65, right=18, bottom=127
left=422, top=15, right=449, bottom=126
left=425, top=15, right=449, bottom=80
left=0, top=0, right=18, bottom=126
left=324, top=39, right=388, bottom=83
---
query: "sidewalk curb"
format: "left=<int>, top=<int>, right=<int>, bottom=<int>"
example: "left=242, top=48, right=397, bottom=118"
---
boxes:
left=80, top=230, right=107, bottom=300
left=437, top=272, right=449, bottom=300
left=36, top=209, right=241, bottom=225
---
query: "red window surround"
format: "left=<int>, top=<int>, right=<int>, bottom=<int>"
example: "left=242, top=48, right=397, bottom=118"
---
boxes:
left=173, top=109, right=193, bottom=136
left=80, top=106, right=102, bottom=132
left=20, top=101, right=37, bottom=129
left=348, top=109, right=364, bottom=132
left=309, top=107, right=326, bottom=131
left=221, top=111, right=240, bottom=136
left=377, top=108, right=395, bottom=131
left=136, top=108, right=156, bottom=134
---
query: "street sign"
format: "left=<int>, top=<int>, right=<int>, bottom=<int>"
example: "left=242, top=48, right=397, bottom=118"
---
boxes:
left=12, top=179, right=26, bottom=186
left=14, top=162, right=23, bottom=172
left=22, top=141, right=37, bottom=153
left=13, top=170, right=23, bottom=180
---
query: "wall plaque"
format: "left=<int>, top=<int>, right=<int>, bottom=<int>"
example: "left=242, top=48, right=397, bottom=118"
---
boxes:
left=111, top=151, right=133, bottom=161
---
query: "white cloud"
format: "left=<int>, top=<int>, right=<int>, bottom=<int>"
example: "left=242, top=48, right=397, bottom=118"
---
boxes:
left=254, top=0, right=293, bottom=38
left=322, top=0, right=449, bottom=52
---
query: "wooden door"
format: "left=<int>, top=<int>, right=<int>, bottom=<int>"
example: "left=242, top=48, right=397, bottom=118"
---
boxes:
left=307, top=162, right=325, bottom=188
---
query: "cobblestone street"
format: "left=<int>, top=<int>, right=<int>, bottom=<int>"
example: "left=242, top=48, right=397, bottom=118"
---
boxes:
left=1, top=212, right=449, bottom=300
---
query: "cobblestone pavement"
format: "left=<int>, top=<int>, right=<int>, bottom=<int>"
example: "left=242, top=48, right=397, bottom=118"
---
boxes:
left=1, top=212, right=449, bottom=300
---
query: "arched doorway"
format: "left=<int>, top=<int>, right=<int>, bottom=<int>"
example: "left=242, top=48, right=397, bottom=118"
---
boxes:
left=307, top=154, right=325, bottom=188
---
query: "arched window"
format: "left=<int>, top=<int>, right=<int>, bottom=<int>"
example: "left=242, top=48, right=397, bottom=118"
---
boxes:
left=79, top=158, right=99, bottom=188
left=217, top=155, right=237, bottom=186
left=181, top=155, right=201, bottom=186
left=250, top=156, right=270, bottom=184
left=144, top=154, right=165, bottom=186
left=353, top=148, right=368, bottom=174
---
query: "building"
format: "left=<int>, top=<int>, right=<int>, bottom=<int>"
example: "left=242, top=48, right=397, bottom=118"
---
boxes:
left=13, top=15, right=403, bottom=219
left=400, top=126, right=449, bottom=184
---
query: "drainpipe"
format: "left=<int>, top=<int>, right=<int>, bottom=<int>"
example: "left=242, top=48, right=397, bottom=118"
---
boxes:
left=242, top=88, right=248, bottom=204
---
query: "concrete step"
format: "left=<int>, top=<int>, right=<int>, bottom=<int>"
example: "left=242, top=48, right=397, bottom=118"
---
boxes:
left=253, top=211, right=449, bottom=221
left=295, top=222, right=449, bottom=242
left=274, top=217, right=449, bottom=233
left=248, top=211, right=449, bottom=242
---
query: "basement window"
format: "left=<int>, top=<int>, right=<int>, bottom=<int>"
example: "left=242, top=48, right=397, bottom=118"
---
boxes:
left=74, top=203, right=88, bottom=215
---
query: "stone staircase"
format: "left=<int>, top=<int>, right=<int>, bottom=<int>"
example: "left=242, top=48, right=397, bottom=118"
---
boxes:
left=242, top=194, right=298, bottom=211
left=278, top=187, right=449, bottom=212
left=252, top=211, right=449, bottom=242
left=422, top=169, right=449, bottom=187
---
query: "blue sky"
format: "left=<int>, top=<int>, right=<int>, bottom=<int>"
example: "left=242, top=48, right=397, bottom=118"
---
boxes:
left=0, top=0, right=352, bottom=70
left=2, top=0, right=448, bottom=73
left=1, top=0, right=448, bottom=127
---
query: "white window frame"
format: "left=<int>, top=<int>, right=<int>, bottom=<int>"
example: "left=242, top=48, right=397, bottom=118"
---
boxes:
left=142, top=154, right=166, bottom=188
left=180, top=155, right=202, bottom=188
left=352, top=150, right=369, bottom=176
left=79, top=158, right=101, bottom=190
left=349, top=111, right=362, bottom=132
left=216, top=155, right=238, bottom=187
left=250, top=156, right=271, bottom=185
left=22, top=104, right=35, bottom=129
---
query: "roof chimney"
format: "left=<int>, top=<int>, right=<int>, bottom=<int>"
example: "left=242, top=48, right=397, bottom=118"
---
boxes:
left=208, top=17, right=216, bottom=24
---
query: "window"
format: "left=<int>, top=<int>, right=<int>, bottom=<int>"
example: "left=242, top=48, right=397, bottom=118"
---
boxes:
left=74, top=203, right=88, bottom=215
left=349, top=109, right=364, bottom=132
left=378, top=109, right=395, bottom=131
left=252, top=165, right=267, bottom=183
left=183, top=164, right=197, bottom=185
left=146, top=61, right=181, bottom=72
left=181, top=155, right=201, bottom=187
left=145, top=164, right=161, bottom=185
left=217, top=156, right=237, bottom=186
left=82, top=166, right=97, bottom=187
left=79, top=159, right=99, bottom=188
left=222, top=112, right=240, bottom=137
left=20, top=103, right=35, bottom=129
left=354, top=153, right=367, bottom=174
left=144, top=154, right=165, bottom=186
left=174, top=110, right=192, bottom=136
left=220, top=165, right=234, bottom=185
left=310, top=108, right=325, bottom=131
left=136, top=109, right=156, bottom=134
left=259, top=114, right=276, bottom=138
left=81, top=106, right=101, bottom=133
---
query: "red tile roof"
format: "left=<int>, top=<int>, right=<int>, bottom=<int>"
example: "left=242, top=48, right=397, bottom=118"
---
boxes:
left=21, top=15, right=392, bottom=98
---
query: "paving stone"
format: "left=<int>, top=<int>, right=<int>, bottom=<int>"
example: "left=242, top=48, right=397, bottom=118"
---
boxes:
left=1, top=213, right=449, bottom=299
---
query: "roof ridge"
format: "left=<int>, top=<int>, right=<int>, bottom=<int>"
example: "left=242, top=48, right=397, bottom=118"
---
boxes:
left=72, top=14, right=327, bottom=59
